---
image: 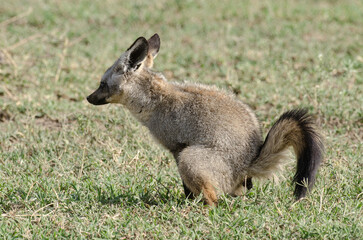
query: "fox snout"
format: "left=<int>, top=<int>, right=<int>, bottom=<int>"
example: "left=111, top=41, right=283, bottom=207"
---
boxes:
left=87, top=83, right=110, bottom=105
left=86, top=94, right=108, bottom=105
left=87, top=34, right=161, bottom=107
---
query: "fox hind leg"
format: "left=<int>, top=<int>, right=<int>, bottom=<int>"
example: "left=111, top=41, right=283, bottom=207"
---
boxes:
left=177, top=146, right=233, bottom=207
left=182, top=175, right=218, bottom=206
left=180, top=168, right=218, bottom=206
left=201, top=181, right=218, bottom=206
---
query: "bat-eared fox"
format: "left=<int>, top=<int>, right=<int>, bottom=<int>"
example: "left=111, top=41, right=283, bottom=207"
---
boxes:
left=87, top=34, right=324, bottom=206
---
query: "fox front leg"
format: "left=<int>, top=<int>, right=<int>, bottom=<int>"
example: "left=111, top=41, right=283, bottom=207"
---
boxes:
left=183, top=181, right=195, bottom=200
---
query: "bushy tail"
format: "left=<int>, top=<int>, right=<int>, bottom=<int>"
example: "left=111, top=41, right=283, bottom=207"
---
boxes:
left=248, top=109, right=324, bottom=200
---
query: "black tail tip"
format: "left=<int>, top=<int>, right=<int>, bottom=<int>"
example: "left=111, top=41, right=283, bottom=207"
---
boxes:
left=294, top=181, right=310, bottom=200
left=287, top=108, right=324, bottom=200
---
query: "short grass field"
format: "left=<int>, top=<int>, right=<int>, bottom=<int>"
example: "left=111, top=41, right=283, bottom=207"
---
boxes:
left=1, top=0, right=362, bottom=239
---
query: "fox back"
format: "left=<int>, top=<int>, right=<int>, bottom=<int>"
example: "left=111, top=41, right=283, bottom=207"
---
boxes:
left=87, top=34, right=324, bottom=206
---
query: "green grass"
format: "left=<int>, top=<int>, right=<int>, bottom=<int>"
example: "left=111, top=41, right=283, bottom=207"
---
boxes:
left=0, top=0, right=362, bottom=239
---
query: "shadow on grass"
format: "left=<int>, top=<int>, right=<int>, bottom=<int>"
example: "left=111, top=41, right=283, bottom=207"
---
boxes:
left=96, top=185, right=187, bottom=207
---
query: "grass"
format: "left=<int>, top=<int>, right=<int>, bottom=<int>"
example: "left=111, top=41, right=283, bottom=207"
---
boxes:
left=0, top=0, right=362, bottom=239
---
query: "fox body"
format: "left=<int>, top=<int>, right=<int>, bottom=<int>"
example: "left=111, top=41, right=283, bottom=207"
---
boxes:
left=87, top=34, right=324, bottom=206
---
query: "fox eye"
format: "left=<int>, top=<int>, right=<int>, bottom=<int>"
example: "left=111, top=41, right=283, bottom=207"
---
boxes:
left=100, top=82, right=107, bottom=88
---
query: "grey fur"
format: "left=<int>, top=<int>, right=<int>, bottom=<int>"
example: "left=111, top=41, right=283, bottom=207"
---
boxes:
left=87, top=34, right=324, bottom=206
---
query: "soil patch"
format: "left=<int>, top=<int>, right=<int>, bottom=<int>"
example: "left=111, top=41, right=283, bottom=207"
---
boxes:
left=0, top=109, right=11, bottom=122
left=34, top=114, right=62, bottom=130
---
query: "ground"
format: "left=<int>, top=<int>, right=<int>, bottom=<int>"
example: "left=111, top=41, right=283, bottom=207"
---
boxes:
left=0, top=0, right=362, bottom=239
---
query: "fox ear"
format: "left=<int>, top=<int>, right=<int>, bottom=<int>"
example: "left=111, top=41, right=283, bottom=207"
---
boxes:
left=126, top=37, right=149, bottom=69
left=147, top=33, right=160, bottom=58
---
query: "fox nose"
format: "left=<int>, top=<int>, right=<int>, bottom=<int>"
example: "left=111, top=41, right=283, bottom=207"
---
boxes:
left=86, top=93, right=108, bottom=105
left=86, top=94, right=98, bottom=105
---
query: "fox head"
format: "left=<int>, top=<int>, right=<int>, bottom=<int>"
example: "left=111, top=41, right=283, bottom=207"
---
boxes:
left=87, top=34, right=160, bottom=105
